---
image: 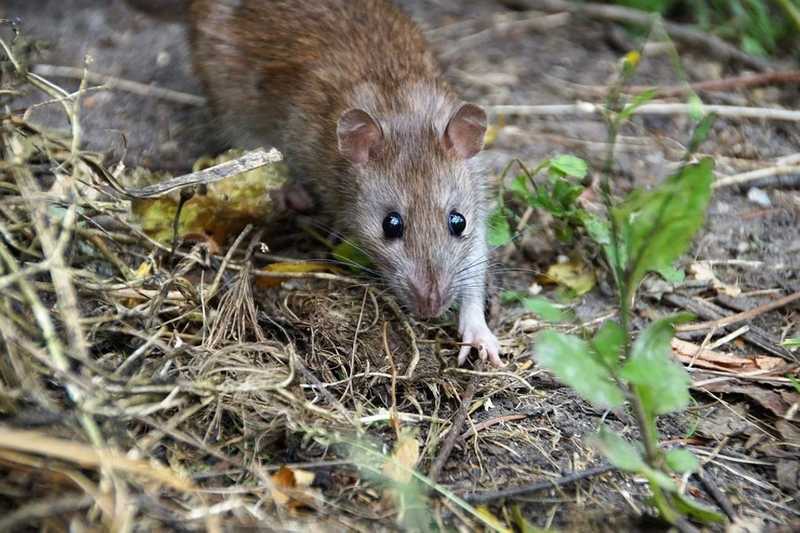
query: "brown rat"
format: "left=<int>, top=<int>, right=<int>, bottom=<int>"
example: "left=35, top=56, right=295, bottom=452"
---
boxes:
left=133, top=0, right=502, bottom=366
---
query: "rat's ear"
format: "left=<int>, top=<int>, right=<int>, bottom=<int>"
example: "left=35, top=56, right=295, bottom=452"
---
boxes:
left=337, top=109, right=383, bottom=164
left=443, top=103, right=487, bottom=159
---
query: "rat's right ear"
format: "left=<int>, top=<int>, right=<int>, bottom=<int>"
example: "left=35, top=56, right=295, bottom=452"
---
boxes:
left=337, top=109, right=383, bottom=164
left=443, top=103, right=487, bottom=160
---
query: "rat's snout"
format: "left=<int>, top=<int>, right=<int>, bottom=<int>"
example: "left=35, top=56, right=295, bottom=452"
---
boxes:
left=408, top=276, right=449, bottom=318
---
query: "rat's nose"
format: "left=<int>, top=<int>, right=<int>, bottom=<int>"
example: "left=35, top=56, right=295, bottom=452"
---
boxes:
left=409, top=278, right=447, bottom=318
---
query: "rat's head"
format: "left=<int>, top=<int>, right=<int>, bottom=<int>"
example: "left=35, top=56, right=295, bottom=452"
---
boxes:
left=335, top=100, right=489, bottom=318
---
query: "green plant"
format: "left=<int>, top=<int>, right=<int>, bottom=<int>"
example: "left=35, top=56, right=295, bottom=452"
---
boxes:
left=515, top=51, right=723, bottom=526
left=488, top=154, right=590, bottom=247
left=604, top=0, right=800, bottom=57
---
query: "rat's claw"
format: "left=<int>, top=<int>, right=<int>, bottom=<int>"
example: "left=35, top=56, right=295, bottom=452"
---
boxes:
left=457, top=321, right=503, bottom=368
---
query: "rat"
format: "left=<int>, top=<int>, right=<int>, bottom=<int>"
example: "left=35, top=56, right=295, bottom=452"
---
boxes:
left=128, top=0, right=503, bottom=367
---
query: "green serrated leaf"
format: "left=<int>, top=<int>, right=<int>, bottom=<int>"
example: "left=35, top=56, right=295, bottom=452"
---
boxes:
left=665, top=448, right=699, bottom=474
left=620, top=314, right=693, bottom=416
left=549, top=155, right=588, bottom=178
left=612, top=157, right=714, bottom=290
left=487, top=207, right=513, bottom=247
left=590, top=426, right=645, bottom=472
left=672, top=492, right=726, bottom=524
left=592, top=320, right=625, bottom=370
left=534, top=332, right=625, bottom=409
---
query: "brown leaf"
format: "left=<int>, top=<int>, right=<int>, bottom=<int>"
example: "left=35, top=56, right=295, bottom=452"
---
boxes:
left=700, top=382, right=794, bottom=417
left=673, top=338, right=785, bottom=374
left=269, top=466, right=320, bottom=511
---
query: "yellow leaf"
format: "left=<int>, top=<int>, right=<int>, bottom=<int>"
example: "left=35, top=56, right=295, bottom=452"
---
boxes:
left=255, top=261, right=337, bottom=289
left=540, top=258, right=596, bottom=296
left=382, top=430, right=419, bottom=485
left=131, top=149, right=288, bottom=247
left=133, top=260, right=152, bottom=279
left=476, top=505, right=513, bottom=533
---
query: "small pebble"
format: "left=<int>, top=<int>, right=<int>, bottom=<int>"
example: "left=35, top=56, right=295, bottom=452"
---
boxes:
left=747, top=187, right=771, bottom=207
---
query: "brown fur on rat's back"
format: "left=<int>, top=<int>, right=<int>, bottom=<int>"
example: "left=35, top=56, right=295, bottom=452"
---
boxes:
left=188, top=0, right=460, bottom=219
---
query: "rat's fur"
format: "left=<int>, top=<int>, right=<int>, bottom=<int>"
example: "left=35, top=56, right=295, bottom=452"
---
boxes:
left=136, top=0, right=502, bottom=365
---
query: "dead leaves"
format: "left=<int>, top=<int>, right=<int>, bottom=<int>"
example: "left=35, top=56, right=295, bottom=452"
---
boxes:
left=538, top=256, right=596, bottom=296
left=689, top=261, right=741, bottom=297
left=131, top=149, right=288, bottom=250
left=269, top=466, right=321, bottom=512
left=672, top=338, right=785, bottom=374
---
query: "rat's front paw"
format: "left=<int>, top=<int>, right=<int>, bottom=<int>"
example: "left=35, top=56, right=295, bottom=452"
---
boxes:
left=458, top=320, right=503, bottom=368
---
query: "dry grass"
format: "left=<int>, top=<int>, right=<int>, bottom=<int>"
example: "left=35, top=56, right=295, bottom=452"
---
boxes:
left=0, top=30, right=553, bottom=531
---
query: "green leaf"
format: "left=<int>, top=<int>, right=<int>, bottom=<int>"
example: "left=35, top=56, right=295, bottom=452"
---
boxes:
left=501, top=292, right=568, bottom=322
left=686, top=112, right=717, bottom=154
left=590, top=426, right=645, bottom=472
left=592, top=320, right=625, bottom=370
left=612, top=157, right=714, bottom=290
left=781, top=337, right=800, bottom=348
left=551, top=177, right=584, bottom=212
left=549, top=155, right=588, bottom=178
left=487, top=207, right=513, bottom=247
left=508, top=174, right=531, bottom=201
left=787, top=375, right=800, bottom=394
left=619, top=88, right=657, bottom=122
left=577, top=212, right=624, bottom=278
left=665, top=448, right=699, bottom=474
left=534, top=331, right=625, bottom=409
left=672, top=492, right=726, bottom=524
left=656, top=264, right=685, bottom=283
left=642, top=465, right=678, bottom=491
left=741, top=35, right=767, bottom=57
left=620, top=314, right=693, bottom=416
left=687, top=94, right=704, bottom=122
left=332, top=241, right=373, bottom=270
left=522, top=296, right=567, bottom=322
left=500, top=290, right=525, bottom=304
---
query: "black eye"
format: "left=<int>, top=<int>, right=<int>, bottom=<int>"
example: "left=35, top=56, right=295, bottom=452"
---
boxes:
left=382, top=212, right=404, bottom=239
left=448, top=211, right=466, bottom=236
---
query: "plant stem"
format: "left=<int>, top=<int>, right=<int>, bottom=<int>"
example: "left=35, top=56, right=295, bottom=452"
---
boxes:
left=775, top=0, right=800, bottom=32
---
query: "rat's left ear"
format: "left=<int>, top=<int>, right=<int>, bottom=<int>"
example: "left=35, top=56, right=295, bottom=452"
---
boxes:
left=443, top=103, right=487, bottom=159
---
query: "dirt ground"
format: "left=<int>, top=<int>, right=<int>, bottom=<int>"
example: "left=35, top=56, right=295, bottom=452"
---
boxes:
left=1, top=0, right=799, bottom=531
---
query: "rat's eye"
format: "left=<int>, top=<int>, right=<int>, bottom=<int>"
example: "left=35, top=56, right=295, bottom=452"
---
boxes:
left=448, top=211, right=466, bottom=236
left=382, top=212, right=404, bottom=239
